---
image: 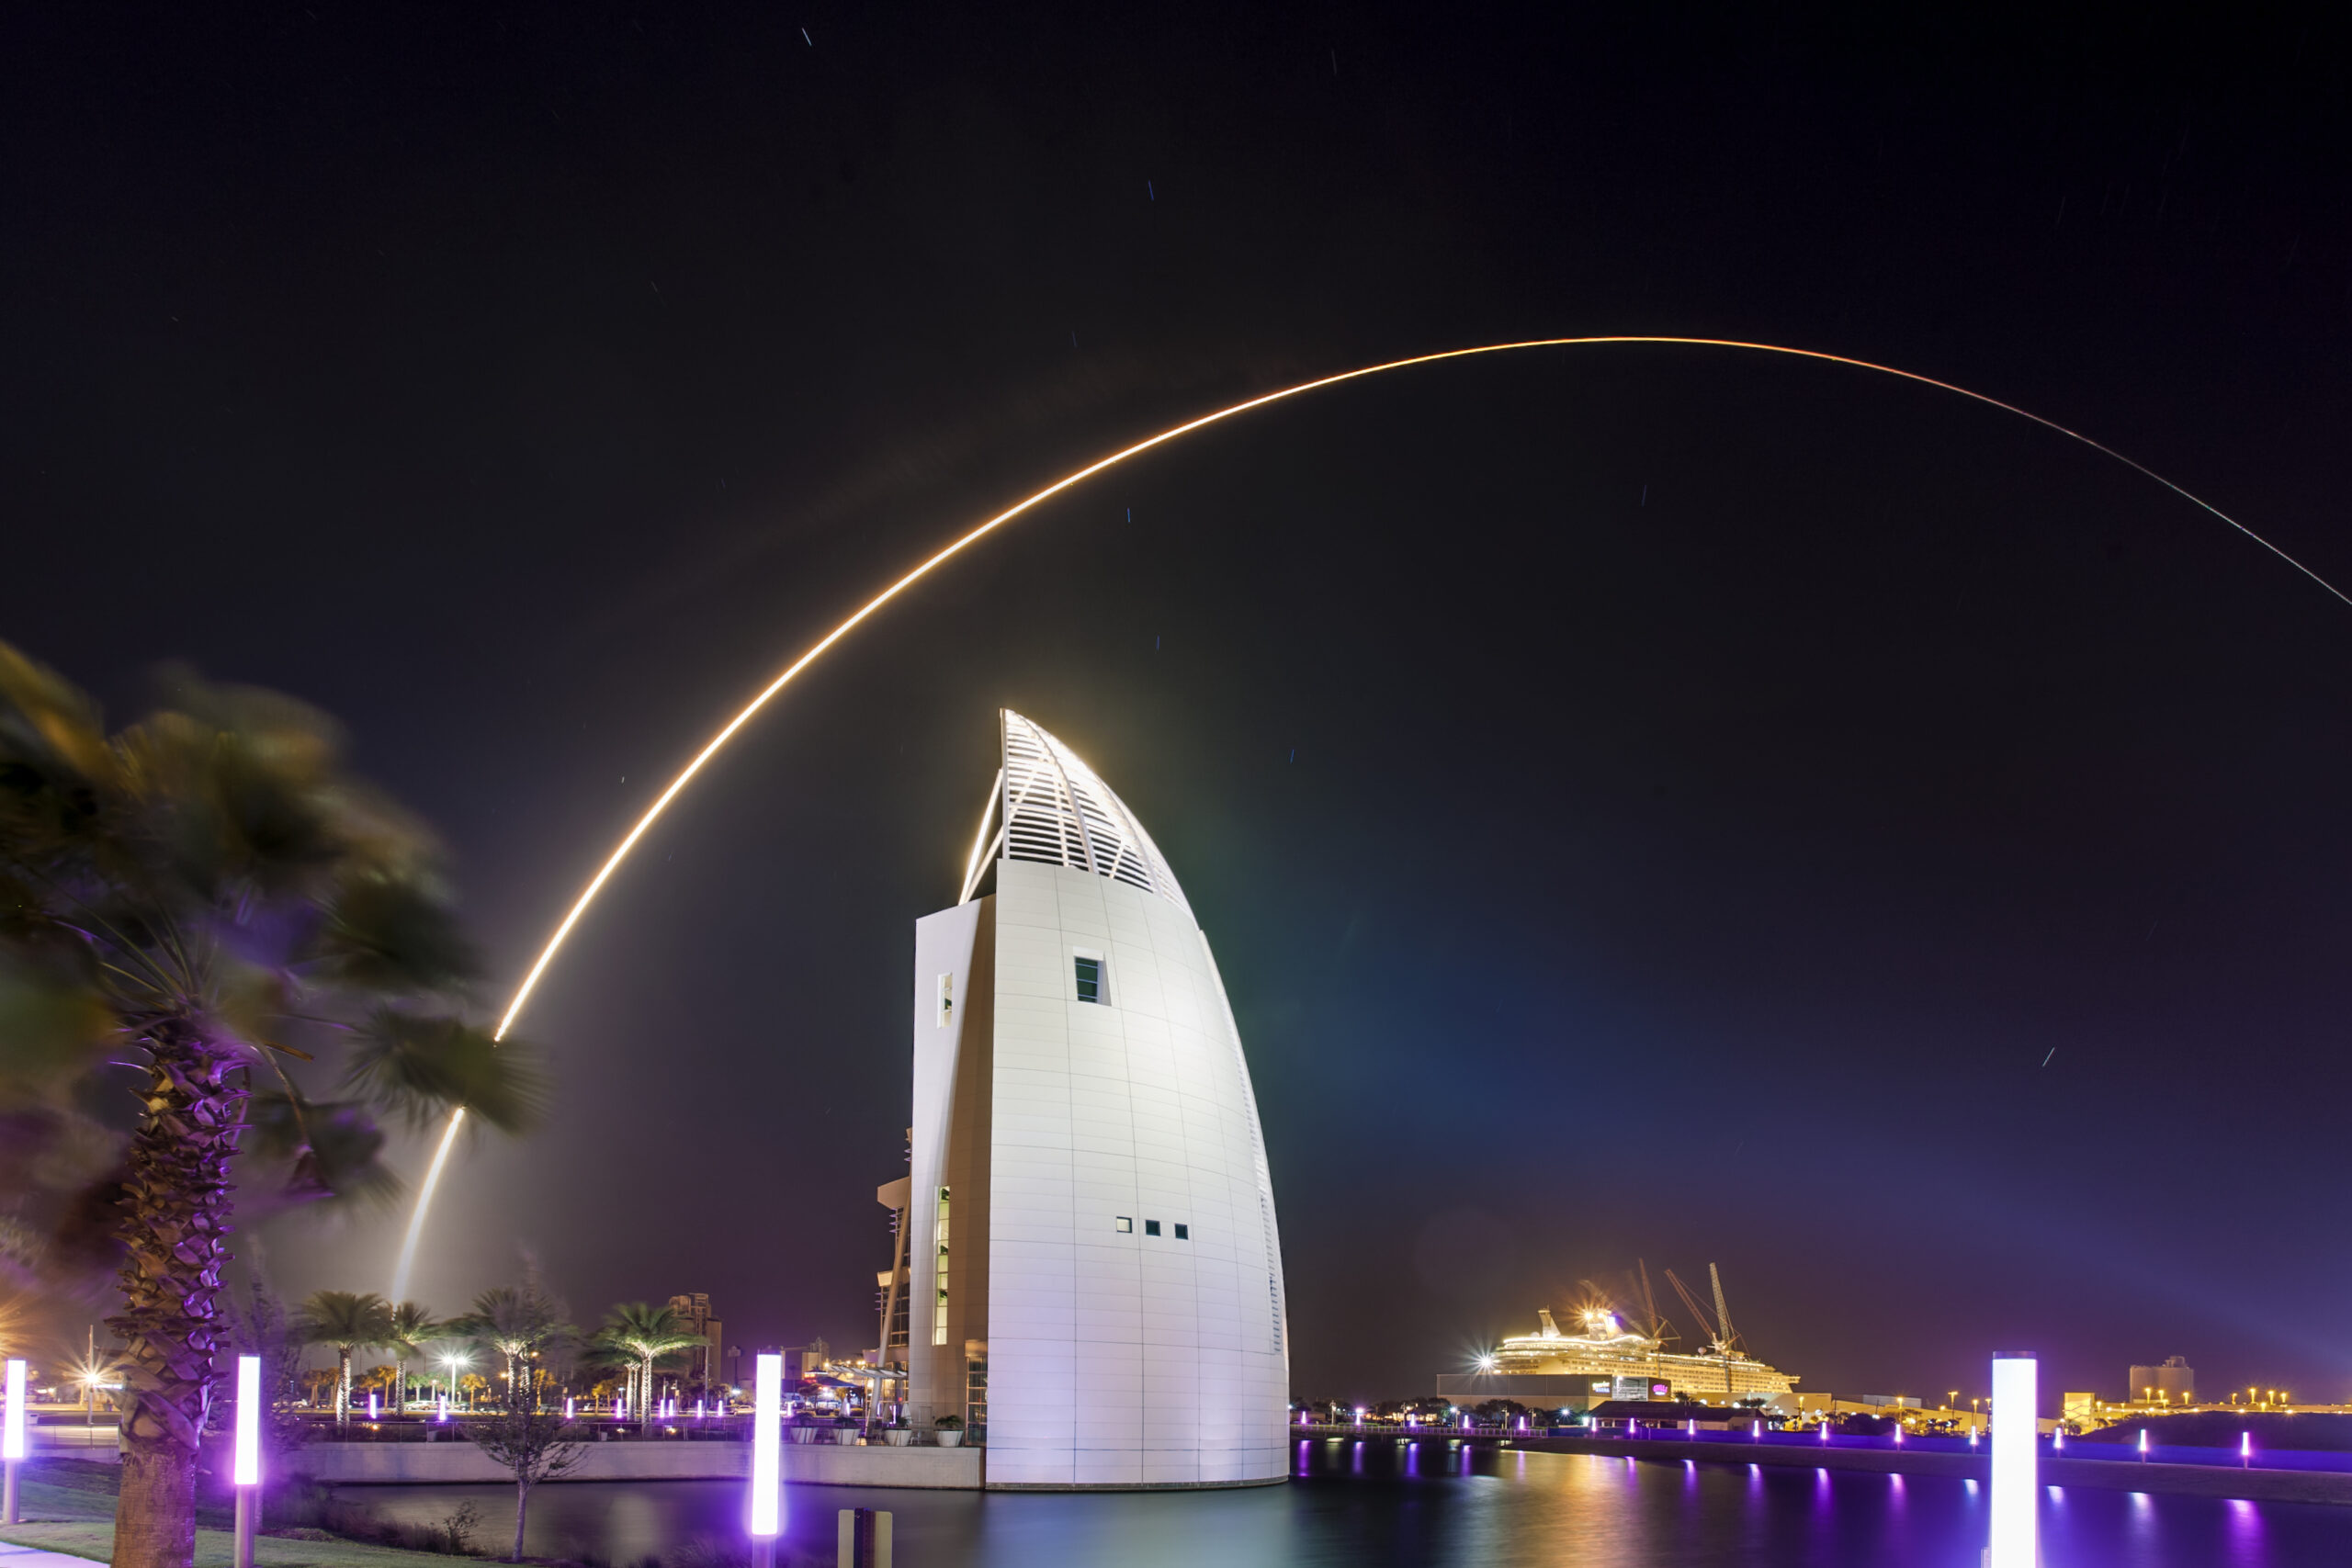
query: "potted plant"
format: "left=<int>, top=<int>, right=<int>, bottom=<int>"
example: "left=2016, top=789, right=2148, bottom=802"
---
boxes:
left=934, top=1414, right=965, bottom=1448
left=883, top=1422, right=913, bottom=1447
left=787, top=1412, right=818, bottom=1445
left=831, top=1415, right=862, bottom=1445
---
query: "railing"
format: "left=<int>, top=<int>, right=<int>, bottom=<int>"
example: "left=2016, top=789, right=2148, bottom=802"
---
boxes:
left=1287, top=1421, right=2352, bottom=1474
left=277, top=1416, right=974, bottom=1448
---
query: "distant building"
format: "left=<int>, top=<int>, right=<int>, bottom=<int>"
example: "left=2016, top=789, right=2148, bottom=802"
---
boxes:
left=2062, top=1392, right=2098, bottom=1426
left=2129, top=1357, right=2194, bottom=1404
left=664, top=1293, right=725, bottom=1393
left=781, top=1339, right=831, bottom=1386
left=1859, top=1394, right=1922, bottom=1409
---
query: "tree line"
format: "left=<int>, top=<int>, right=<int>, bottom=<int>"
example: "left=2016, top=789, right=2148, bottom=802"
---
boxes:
left=285, top=1284, right=713, bottom=1422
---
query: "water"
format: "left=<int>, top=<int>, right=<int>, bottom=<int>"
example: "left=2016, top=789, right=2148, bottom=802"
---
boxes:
left=337, top=1439, right=2352, bottom=1566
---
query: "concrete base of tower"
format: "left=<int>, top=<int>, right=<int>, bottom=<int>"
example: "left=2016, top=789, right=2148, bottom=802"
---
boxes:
left=986, top=1474, right=1289, bottom=1492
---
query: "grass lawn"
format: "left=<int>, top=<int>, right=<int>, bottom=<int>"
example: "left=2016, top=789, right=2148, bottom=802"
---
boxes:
left=0, top=1461, right=459, bottom=1568
left=0, top=1521, right=462, bottom=1568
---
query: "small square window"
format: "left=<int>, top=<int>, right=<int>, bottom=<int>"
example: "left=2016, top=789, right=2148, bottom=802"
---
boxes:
left=1114, top=1216, right=1132, bottom=1234
left=1174, top=1224, right=1189, bottom=1241
left=1074, top=954, right=1103, bottom=1003
left=1144, top=1220, right=1161, bottom=1236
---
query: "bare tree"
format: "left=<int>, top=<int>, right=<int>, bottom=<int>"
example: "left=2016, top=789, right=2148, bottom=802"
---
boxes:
left=462, top=1406, right=584, bottom=1562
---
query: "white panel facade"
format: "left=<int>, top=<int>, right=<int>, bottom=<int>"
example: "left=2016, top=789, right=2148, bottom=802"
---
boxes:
left=906, top=899, right=984, bottom=1420
left=985, top=857, right=1288, bottom=1487
left=905, top=711, right=1289, bottom=1490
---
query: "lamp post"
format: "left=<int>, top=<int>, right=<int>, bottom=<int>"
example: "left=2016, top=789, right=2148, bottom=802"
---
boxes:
left=1989, top=1353, right=2037, bottom=1568
left=233, top=1355, right=262, bottom=1568
left=748, top=1353, right=782, bottom=1568
left=4, top=1358, right=26, bottom=1524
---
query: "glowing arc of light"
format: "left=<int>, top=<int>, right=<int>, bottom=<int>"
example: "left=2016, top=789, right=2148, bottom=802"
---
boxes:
left=388, top=1106, right=464, bottom=1300
left=388, top=334, right=2351, bottom=1301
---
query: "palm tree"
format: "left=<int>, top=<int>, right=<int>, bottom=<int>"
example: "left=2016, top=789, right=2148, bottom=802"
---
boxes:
left=384, top=1301, right=438, bottom=1414
left=300, top=1292, right=392, bottom=1425
left=450, top=1284, right=571, bottom=1412
left=0, top=646, right=547, bottom=1568
left=594, top=1303, right=704, bottom=1430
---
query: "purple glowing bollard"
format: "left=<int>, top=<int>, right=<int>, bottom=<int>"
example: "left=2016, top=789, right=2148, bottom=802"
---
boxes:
left=1989, top=1352, right=2038, bottom=1568
left=748, top=1353, right=783, bottom=1568
left=232, top=1357, right=261, bottom=1568
left=2139, top=1428, right=2149, bottom=1460
left=2242, top=1431, right=2252, bottom=1468
left=6, top=1358, right=28, bottom=1523
left=565, top=1396, right=575, bottom=1419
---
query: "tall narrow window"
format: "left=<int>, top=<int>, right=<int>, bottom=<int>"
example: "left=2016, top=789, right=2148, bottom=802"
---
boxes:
left=932, top=1186, right=951, bottom=1346
left=1074, top=955, right=1102, bottom=1004
left=936, top=972, right=954, bottom=1028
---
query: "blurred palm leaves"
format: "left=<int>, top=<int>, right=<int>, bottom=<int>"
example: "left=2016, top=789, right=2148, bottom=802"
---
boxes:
left=0, top=637, right=545, bottom=1285
left=345, top=1011, right=548, bottom=1134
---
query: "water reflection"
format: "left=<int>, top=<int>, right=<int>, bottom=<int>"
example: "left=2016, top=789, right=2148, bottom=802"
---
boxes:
left=337, top=1442, right=2352, bottom=1567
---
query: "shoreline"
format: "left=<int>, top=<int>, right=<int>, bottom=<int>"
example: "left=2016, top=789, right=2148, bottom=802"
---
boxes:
left=1351, top=1432, right=2352, bottom=1506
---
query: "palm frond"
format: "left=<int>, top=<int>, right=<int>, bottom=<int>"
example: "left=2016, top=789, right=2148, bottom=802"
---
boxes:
left=344, top=1010, right=548, bottom=1134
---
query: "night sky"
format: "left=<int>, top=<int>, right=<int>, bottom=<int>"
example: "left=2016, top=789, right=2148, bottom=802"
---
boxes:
left=7, top=7, right=2351, bottom=1413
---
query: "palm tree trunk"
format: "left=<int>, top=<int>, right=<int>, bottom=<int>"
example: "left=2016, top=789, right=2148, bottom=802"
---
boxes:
left=107, top=1026, right=246, bottom=1568
left=510, top=1479, right=528, bottom=1562
left=339, top=1348, right=352, bottom=1424
left=640, top=1355, right=653, bottom=1432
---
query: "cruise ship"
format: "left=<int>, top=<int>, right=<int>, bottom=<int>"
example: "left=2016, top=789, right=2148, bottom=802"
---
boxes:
left=1434, top=1304, right=1798, bottom=1408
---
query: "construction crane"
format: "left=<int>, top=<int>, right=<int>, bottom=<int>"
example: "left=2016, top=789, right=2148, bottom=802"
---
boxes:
left=1664, top=1265, right=1743, bottom=1396
left=1634, top=1258, right=1678, bottom=1345
left=1710, top=1264, right=1737, bottom=1360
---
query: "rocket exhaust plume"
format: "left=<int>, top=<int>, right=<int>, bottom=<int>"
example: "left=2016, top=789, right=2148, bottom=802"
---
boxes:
left=388, top=335, right=2349, bottom=1299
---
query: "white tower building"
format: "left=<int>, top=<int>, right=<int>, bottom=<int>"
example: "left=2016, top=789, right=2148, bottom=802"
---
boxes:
left=901, top=710, right=1290, bottom=1488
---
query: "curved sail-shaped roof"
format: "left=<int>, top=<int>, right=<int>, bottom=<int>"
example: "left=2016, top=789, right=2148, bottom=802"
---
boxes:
left=957, top=709, right=1192, bottom=918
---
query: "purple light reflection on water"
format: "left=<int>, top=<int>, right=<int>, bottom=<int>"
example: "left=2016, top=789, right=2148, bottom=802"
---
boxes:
left=2231, top=1497, right=2264, bottom=1556
left=334, top=1449, right=2352, bottom=1567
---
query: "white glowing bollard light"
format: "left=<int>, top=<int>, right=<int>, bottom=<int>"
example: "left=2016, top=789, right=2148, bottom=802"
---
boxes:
left=3, top=1357, right=25, bottom=1526
left=748, top=1352, right=783, bottom=1554
left=2, top=1358, right=24, bottom=1460
left=232, top=1356, right=262, bottom=1568
left=1989, top=1352, right=2038, bottom=1568
left=233, top=1356, right=263, bottom=1485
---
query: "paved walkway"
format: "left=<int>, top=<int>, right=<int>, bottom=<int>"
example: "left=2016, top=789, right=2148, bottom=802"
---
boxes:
left=0, top=1540, right=100, bottom=1568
